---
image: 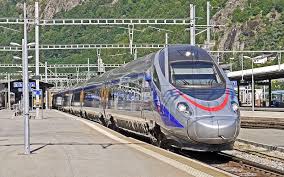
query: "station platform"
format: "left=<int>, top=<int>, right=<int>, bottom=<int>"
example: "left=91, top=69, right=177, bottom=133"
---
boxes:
left=0, top=109, right=231, bottom=177
left=241, top=110, right=284, bottom=119
left=240, top=110, right=284, bottom=129
left=240, top=107, right=284, bottom=112
left=238, top=128, right=284, bottom=150
left=238, top=111, right=284, bottom=148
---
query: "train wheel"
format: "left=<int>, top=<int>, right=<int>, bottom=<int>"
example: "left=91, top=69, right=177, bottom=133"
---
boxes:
left=150, top=124, right=165, bottom=147
left=99, top=114, right=107, bottom=127
left=107, top=116, right=118, bottom=131
left=84, top=111, right=88, bottom=119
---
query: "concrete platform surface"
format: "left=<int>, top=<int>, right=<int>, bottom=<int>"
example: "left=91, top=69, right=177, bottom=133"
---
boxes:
left=241, top=110, right=284, bottom=119
left=0, top=110, right=229, bottom=177
left=239, top=128, right=284, bottom=148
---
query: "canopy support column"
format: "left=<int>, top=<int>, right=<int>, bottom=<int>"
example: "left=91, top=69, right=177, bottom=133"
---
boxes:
left=269, top=79, right=272, bottom=107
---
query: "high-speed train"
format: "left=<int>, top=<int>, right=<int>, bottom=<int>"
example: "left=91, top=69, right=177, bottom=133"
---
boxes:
left=53, top=45, right=240, bottom=151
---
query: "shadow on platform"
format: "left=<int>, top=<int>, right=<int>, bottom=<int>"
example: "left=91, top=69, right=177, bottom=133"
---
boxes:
left=0, top=142, right=144, bottom=153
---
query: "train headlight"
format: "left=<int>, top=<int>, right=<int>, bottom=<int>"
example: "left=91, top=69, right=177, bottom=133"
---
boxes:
left=177, top=102, right=192, bottom=116
left=185, top=51, right=192, bottom=57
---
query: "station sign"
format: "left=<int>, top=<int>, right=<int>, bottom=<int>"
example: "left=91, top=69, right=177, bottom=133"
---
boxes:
left=32, top=89, right=42, bottom=96
left=18, top=87, right=37, bottom=93
left=13, top=82, right=36, bottom=88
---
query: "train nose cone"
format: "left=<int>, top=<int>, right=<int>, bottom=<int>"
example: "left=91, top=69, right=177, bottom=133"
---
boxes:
left=187, top=117, right=239, bottom=144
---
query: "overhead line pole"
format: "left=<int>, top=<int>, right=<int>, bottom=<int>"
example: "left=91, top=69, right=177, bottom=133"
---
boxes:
left=251, top=58, right=255, bottom=112
left=133, top=48, right=137, bottom=60
left=128, top=24, right=134, bottom=54
left=207, top=1, right=211, bottom=49
left=35, top=1, right=40, bottom=119
left=23, top=2, right=30, bottom=155
left=7, top=73, right=11, bottom=110
left=45, top=61, right=48, bottom=110
left=190, top=4, right=196, bottom=45
left=87, top=58, right=90, bottom=80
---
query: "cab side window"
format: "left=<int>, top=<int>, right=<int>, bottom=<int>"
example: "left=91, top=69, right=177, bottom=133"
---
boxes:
left=153, top=67, right=161, bottom=90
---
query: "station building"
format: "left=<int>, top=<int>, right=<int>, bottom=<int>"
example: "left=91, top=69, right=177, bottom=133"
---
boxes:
left=0, top=79, right=53, bottom=109
left=228, top=63, right=284, bottom=108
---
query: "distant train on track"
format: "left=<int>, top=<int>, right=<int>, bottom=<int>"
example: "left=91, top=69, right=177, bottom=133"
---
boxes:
left=53, top=45, right=240, bottom=151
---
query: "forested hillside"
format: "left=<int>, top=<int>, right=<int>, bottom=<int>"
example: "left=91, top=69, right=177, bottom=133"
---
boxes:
left=0, top=0, right=283, bottom=70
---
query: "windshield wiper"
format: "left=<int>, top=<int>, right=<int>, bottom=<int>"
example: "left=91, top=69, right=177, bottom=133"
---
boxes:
left=182, top=80, right=190, bottom=85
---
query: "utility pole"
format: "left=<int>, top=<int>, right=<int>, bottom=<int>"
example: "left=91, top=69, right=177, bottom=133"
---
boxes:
left=133, top=48, right=138, bottom=60
left=97, top=49, right=105, bottom=74
left=76, top=67, right=79, bottom=84
left=23, top=2, right=30, bottom=155
left=241, top=54, right=244, bottom=81
left=55, top=67, right=58, bottom=89
left=7, top=73, right=11, bottom=110
left=35, top=1, right=40, bottom=119
left=251, top=58, right=255, bottom=112
left=45, top=61, right=48, bottom=110
left=165, top=33, right=168, bottom=45
left=128, top=24, right=134, bottom=54
left=87, top=58, right=90, bottom=79
left=244, top=56, right=255, bottom=112
left=240, top=43, right=245, bottom=82
left=190, top=4, right=196, bottom=45
left=278, top=52, right=282, bottom=70
left=207, top=1, right=211, bottom=49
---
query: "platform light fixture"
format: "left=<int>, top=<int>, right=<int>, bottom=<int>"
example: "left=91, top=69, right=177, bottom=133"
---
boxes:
left=10, top=42, right=36, bottom=47
left=10, top=42, right=21, bottom=46
left=13, top=56, right=33, bottom=60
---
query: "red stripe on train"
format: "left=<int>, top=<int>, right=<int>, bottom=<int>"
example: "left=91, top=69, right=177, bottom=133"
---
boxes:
left=177, top=89, right=229, bottom=112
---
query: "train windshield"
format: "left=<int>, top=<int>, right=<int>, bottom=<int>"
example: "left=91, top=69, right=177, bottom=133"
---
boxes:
left=170, top=61, right=225, bottom=88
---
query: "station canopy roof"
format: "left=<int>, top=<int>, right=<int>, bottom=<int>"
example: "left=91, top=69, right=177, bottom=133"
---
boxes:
left=227, top=64, right=284, bottom=81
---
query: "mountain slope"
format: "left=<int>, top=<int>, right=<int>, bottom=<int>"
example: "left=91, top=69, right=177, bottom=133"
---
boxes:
left=0, top=0, right=283, bottom=71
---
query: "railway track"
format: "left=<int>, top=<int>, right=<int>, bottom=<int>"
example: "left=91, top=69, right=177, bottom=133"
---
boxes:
left=182, top=139, right=284, bottom=176
left=118, top=124, right=284, bottom=177
left=180, top=150, right=284, bottom=177
left=241, top=117, right=284, bottom=129
left=234, top=148, right=284, bottom=163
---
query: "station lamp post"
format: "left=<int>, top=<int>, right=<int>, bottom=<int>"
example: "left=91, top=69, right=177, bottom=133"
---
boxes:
left=9, top=1, right=35, bottom=154
left=11, top=38, right=30, bottom=154
left=240, top=54, right=244, bottom=83
left=11, top=40, right=35, bottom=154
left=244, top=56, right=255, bottom=112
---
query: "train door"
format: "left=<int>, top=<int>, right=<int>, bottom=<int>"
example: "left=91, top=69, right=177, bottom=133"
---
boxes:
left=141, top=76, right=155, bottom=121
left=79, top=90, right=85, bottom=109
left=100, top=86, right=110, bottom=117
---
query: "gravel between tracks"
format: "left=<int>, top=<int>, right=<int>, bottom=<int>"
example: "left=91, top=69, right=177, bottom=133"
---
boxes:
left=223, top=141, right=284, bottom=172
